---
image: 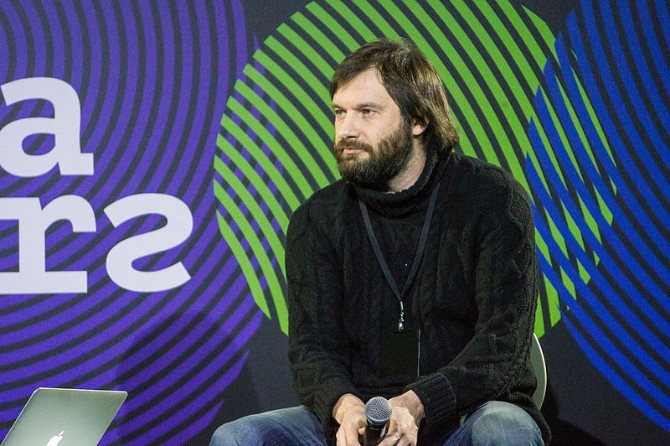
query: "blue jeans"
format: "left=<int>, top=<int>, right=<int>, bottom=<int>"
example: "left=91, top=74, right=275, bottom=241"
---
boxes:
left=209, top=406, right=326, bottom=446
left=209, top=401, right=543, bottom=446
left=444, top=401, right=543, bottom=445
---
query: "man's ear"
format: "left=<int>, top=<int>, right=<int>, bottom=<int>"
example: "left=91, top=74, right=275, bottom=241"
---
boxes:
left=412, top=120, right=428, bottom=137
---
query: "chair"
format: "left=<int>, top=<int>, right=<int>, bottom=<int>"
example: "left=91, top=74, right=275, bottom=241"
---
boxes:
left=530, top=333, right=547, bottom=408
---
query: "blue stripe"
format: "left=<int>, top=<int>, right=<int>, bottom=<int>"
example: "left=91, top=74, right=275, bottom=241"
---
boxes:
left=562, top=312, right=670, bottom=431
left=533, top=227, right=670, bottom=414
left=544, top=43, right=670, bottom=305
left=556, top=28, right=670, bottom=260
left=528, top=143, right=670, bottom=372
left=654, top=0, right=670, bottom=63
left=625, top=0, right=670, bottom=138
left=599, top=0, right=670, bottom=176
left=577, top=1, right=670, bottom=192
left=566, top=8, right=670, bottom=233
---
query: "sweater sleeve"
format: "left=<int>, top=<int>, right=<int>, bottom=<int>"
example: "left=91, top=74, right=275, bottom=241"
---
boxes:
left=406, top=166, right=539, bottom=432
left=285, top=199, right=361, bottom=437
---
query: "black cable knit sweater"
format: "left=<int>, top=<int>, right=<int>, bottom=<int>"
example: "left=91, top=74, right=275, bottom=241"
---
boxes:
left=286, top=148, right=551, bottom=444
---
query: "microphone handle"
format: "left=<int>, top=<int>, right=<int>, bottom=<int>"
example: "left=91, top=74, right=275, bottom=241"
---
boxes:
left=363, top=423, right=388, bottom=446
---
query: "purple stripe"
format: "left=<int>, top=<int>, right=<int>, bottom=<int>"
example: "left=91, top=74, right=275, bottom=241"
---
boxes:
left=0, top=4, right=32, bottom=198
left=132, top=3, right=174, bottom=191
left=0, top=239, right=244, bottom=357
left=42, top=2, right=66, bottom=81
left=0, top=3, right=72, bottom=197
left=28, top=4, right=48, bottom=77
left=115, top=295, right=258, bottom=405
left=82, top=14, right=139, bottom=203
left=0, top=221, right=231, bottom=347
left=0, top=10, right=10, bottom=81
left=82, top=251, right=255, bottom=388
left=164, top=2, right=225, bottom=203
left=232, top=0, right=248, bottom=79
left=0, top=293, right=255, bottom=405
left=75, top=3, right=106, bottom=179
left=115, top=280, right=254, bottom=382
left=107, top=349, right=251, bottom=444
left=103, top=305, right=263, bottom=440
left=1, top=2, right=255, bottom=442
left=73, top=3, right=122, bottom=202
left=0, top=248, right=252, bottom=392
left=140, top=7, right=194, bottom=196
left=56, top=2, right=85, bottom=98
left=42, top=3, right=153, bottom=278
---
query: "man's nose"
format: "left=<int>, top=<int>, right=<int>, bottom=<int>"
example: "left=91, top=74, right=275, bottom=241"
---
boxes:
left=336, top=113, right=361, bottom=140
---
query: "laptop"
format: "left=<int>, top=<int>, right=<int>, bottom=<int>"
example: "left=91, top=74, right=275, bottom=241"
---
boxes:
left=1, top=388, right=127, bottom=446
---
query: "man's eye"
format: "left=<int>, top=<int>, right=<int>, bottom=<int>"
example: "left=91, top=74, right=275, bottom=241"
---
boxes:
left=362, top=108, right=375, bottom=116
left=334, top=109, right=345, bottom=117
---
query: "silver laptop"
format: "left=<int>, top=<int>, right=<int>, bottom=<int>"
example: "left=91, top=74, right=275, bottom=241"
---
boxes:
left=1, top=388, right=127, bottom=446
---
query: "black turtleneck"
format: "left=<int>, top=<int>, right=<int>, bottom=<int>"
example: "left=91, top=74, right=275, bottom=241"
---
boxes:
left=286, top=148, right=551, bottom=445
left=354, top=146, right=447, bottom=326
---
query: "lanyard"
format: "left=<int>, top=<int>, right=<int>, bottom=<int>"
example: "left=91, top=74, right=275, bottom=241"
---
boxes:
left=358, top=182, right=441, bottom=332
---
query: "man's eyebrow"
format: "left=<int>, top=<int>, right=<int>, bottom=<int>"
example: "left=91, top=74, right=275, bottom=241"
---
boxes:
left=332, top=101, right=384, bottom=110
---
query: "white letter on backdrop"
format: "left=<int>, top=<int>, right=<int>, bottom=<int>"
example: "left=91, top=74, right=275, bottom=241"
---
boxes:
left=104, top=193, right=193, bottom=292
left=0, top=196, right=96, bottom=294
left=0, top=77, right=93, bottom=177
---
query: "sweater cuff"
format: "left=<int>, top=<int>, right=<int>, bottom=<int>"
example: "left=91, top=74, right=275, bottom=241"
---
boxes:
left=405, top=372, right=457, bottom=430
left=312, top=383, right=362, bottom=437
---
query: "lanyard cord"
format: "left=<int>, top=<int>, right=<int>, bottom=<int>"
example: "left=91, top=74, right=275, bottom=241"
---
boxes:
left=358, top=182, right=441, bottom=331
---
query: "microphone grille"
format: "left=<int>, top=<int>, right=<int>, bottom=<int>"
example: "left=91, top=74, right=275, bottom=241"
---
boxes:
left=365, top=396, right=392, bottom=425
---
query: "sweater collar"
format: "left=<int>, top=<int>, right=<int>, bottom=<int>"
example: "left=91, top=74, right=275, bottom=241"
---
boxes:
left=352, top=146, right=450, bottom=217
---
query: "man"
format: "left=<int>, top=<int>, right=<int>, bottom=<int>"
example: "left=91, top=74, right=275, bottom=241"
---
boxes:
left=211, top=38, right=551, bottom=445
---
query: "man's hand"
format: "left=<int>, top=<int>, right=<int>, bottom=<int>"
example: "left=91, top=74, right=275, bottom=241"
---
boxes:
left=378, top=391, right=425, bottom=446
left=333, top=393, right=366, bottom=445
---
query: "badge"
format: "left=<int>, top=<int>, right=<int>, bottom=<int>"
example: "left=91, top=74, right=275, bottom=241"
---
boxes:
left=380, top=328, right=420, bottom=378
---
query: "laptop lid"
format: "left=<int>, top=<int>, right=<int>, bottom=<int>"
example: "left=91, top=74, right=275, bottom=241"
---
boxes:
left=1, top=388, right=127, bottom=446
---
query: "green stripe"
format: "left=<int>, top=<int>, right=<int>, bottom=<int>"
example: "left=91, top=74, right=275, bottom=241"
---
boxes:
left=379, top=1, right=494, bottom=166
left=277, top=23, right=334, bottom=79
left=213, top=156, right=287, bottom=278
left=325, top=0, right=377, bottom=43
left=292, top=11, right=345, bottom=64
left=214, top=181, right=288, bottom=333
left=421, top=1, right=525, bottom=173
left=232, top=80, right=328, bottom=193
left=265, top=35, right=332, bottom=109
left=215, top=210, right=269, bottom=316
left=520, top=6, right=559, bottom=61
left=243, top=64, right=338, bottom=185
left=472, top=1, right=550, bottom=181
left=253, top=49, right=334, bottom=154
left=216, top=0, right=580, bottom=335
left=220, top=109, right=301, bottom=209
left=215, top=134, right=289, bottom=230
left=534, top=295, right=545, bottom=338
left=501, top=3, right=556, bottom=69
left=525, top=90, right=555, bottom=193
left=421, top=0, right=507, bottom=166
left=351, top=1, right=399, bottom=41
left=307, top=2, right=359, bottom=51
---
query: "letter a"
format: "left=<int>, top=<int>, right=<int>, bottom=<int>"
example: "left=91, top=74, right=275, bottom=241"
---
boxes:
left=0, top=77, right=93, bottom=177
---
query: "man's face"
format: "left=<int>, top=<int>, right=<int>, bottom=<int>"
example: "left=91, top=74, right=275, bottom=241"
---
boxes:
left=332, top=69, right=421, bottom=189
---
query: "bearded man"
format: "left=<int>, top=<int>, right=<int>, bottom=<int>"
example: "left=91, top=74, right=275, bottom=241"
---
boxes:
left=210, top=38, right=551, bottom=446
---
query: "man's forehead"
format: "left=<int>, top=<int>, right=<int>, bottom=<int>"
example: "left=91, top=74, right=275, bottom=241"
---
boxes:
left=334, top=68, right=382, bottom=90
left=332, top=69, right=392, bottom=106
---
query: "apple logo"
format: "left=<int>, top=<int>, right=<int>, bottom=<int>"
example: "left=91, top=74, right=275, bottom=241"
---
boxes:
left=46, top=431, right=64, bottom=446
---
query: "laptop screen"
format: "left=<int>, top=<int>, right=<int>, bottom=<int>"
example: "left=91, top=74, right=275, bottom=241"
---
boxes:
left=1, top=388, right=127, bottom=446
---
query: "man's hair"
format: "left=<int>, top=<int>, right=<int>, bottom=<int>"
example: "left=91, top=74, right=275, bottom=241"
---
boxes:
left=329, top=38, right=459, bottom=153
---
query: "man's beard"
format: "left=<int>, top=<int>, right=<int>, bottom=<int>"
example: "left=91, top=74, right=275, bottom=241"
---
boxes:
left=333, top=119, right=414, bottom=190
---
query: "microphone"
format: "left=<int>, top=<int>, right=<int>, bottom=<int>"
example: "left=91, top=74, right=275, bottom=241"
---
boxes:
left=363, top=396, right=392, bottom=446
